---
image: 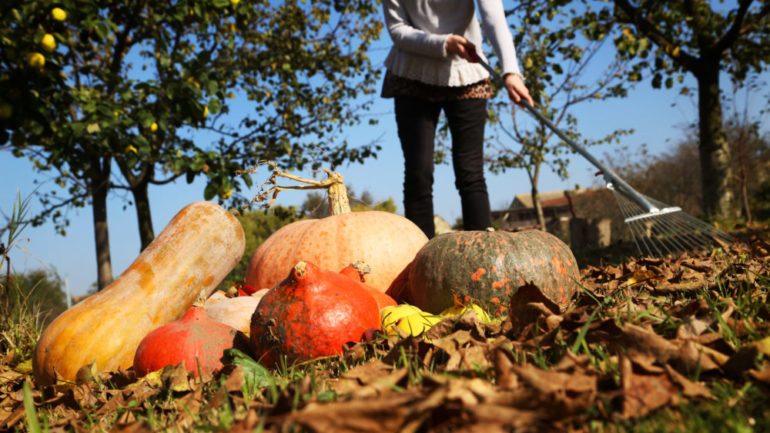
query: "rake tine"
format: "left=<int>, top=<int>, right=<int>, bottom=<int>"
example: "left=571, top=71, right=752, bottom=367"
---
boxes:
left=671, top=215, right=719, bottom=248
left=655, top=213, right=711, bottom=251
left=614, top=191, right=663, bottom=256
left=610, top=187, right=733, bottom=257
left=614, top=192, right=647, bottom=255
left=676, top=212, right=733, bottom=247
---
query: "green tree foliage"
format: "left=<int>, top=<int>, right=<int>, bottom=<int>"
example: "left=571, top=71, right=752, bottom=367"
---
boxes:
left=2, top=269, right=68, bottom=324
left=606, top=115, right=770, bottom=222
left=487, top=0, right=631, bottom=229
left=0, top=269, right=66, bottom=365
left=301, top=189, right=397, bottom=218
left=591, top=0, right=770, bottom=220
left=0, top=0, right=383, bottom=289
left=349, top=190, right=397, bottom=213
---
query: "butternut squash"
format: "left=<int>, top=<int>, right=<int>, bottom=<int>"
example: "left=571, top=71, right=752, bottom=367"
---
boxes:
left=33, top=201, right=245, bottom=385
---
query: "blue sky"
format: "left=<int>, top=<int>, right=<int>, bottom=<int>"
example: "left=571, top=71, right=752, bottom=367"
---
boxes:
left=1, top=8, right=768, bottom=296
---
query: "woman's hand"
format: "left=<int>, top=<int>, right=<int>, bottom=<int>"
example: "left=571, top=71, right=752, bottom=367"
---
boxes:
left=445, top=35, right=481, bottom=62
left=446, top=35, right=534, bottom=108
left=504, top=73, right=534, bottom=107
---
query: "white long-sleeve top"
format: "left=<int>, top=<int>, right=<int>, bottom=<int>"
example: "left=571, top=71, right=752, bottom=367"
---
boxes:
left=382, top=0, right=522, bottom=87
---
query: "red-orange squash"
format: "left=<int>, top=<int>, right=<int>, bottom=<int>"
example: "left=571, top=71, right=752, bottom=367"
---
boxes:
left=339, top=262, right=397, bottom=310
left=33, top=201, right=245, bottom=385
left=250, top=261, right=380, bottom=366
left=134, top=306, right=247, bottom=377
left=244, top=171, right=427, bottom=292
left=388, top=229, right=580, bottom=317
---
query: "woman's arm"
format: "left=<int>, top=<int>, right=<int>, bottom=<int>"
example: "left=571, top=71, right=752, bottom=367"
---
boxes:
left=382, top=0, right=449, bottom=58
left=476, top=0, right=533, bottom=106
left=476, top=0, right=521, bottom=77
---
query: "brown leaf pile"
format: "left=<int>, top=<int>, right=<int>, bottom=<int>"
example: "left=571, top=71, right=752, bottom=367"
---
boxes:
left=2, top=237, right=769, bottom=432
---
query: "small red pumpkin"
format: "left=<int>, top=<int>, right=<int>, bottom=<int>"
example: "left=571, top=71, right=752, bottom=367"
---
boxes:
left=250, top=261, right=380, bottom=366
left=339, top=261, right=397, bottom=310
left=133, top=306, right=246, bottom=377
left=387, top=229, right=580, bottom=317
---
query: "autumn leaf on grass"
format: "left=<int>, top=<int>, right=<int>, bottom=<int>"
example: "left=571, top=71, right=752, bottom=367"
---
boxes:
left=616, top=323, right=727, bottom=373
left=663, top=365, right=713, bottom=399
left=161, top=364, right=194, bottom=393
left=333, top=360, right=408, bottom=398
left=511, top=363, right=597, bottom=418
left=428, top=329, right=495, bottom=372
left=286, top=393, right=419, bottom=433
left=110, top=421, right=153, bottom=433
left=723, top=336, right=770, bottom=377
left=619, top=356, right=677, bottom=419
left=509, top=283, right=561, bottom=334
left=224, top=348, right=275, bottom=392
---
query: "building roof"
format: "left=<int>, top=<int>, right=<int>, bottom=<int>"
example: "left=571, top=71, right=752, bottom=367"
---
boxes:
left=510, top=190, right=573, bottom=209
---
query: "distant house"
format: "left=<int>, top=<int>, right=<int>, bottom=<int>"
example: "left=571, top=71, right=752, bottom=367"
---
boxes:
left=493, top=187, right=632, bottom=248
left=492, top=189, right=582, bottom=232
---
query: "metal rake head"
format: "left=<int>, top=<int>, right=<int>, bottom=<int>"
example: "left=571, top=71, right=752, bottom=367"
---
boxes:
left=611, top=187, right=734, bottom=258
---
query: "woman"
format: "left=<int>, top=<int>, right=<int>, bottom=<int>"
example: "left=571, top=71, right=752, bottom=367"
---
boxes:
left=382, top=0, right=533, bottom=238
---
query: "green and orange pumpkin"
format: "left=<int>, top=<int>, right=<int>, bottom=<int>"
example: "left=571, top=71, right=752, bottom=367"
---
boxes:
left=387, top=229, right=580, bottom=317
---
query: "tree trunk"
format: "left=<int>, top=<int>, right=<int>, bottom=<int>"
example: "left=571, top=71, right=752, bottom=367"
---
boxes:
left=131, top=182, right=155, bottom=251
left=531, top=165, right=546, bottom=230
left=696, top=62, right=733, bottom=221
left=533, top=190, right=546, bottom=231
left=91, top=166, right=113, bottom=290
left=740, top=168, right=753, bottom=224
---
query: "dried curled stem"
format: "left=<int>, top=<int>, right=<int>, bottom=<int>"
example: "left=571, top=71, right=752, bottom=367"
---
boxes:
left=247, top=161, right=351, bottom=216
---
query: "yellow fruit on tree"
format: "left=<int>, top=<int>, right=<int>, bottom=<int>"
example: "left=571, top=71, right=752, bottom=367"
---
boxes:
left=149, top=122, right=158, bottom=133
left=27, top=52, right=45, bottom=69
left=231, top=0, right=241, bottom=5
left=51, top=7, right=67, bottom=21
left=41, top=34, right=56, bottom=53
left=202, top=106, right=209, bottom=118
left=524, top=57, right=533, bottom=69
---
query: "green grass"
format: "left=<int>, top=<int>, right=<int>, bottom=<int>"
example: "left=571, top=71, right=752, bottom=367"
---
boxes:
left=1, top=227, right=769, bottom=431
left=593, top=382, right=770, bottom=433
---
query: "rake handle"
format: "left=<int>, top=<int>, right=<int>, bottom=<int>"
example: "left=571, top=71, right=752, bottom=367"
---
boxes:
left=478, top=59, right=658, bottom=213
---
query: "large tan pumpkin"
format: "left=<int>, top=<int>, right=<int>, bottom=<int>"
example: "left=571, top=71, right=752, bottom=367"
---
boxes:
left=33, top=201, right=245, bottom=385
left=244, top=170, right=428, bottom=292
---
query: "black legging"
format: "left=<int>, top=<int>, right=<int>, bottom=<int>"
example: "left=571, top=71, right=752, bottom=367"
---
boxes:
left=395, top=96, right=492, bottom=239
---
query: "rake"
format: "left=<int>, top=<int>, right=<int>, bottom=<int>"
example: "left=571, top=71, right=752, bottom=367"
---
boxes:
left=479, top=60, right=734, bottom=257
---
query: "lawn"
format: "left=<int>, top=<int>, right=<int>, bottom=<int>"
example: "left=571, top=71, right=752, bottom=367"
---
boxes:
left=1, top=236, right=769, bottom=432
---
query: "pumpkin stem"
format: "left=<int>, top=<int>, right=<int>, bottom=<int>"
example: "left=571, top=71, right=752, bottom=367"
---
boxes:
left=293, top=261, right=308, bottom=278
left=257, top=163, right=351, bottom=215
left=351, top=261, right=371, bottom=280
left=193, top=297, right=207, bottom=308
left=325, top=170, right=351, bottom=216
